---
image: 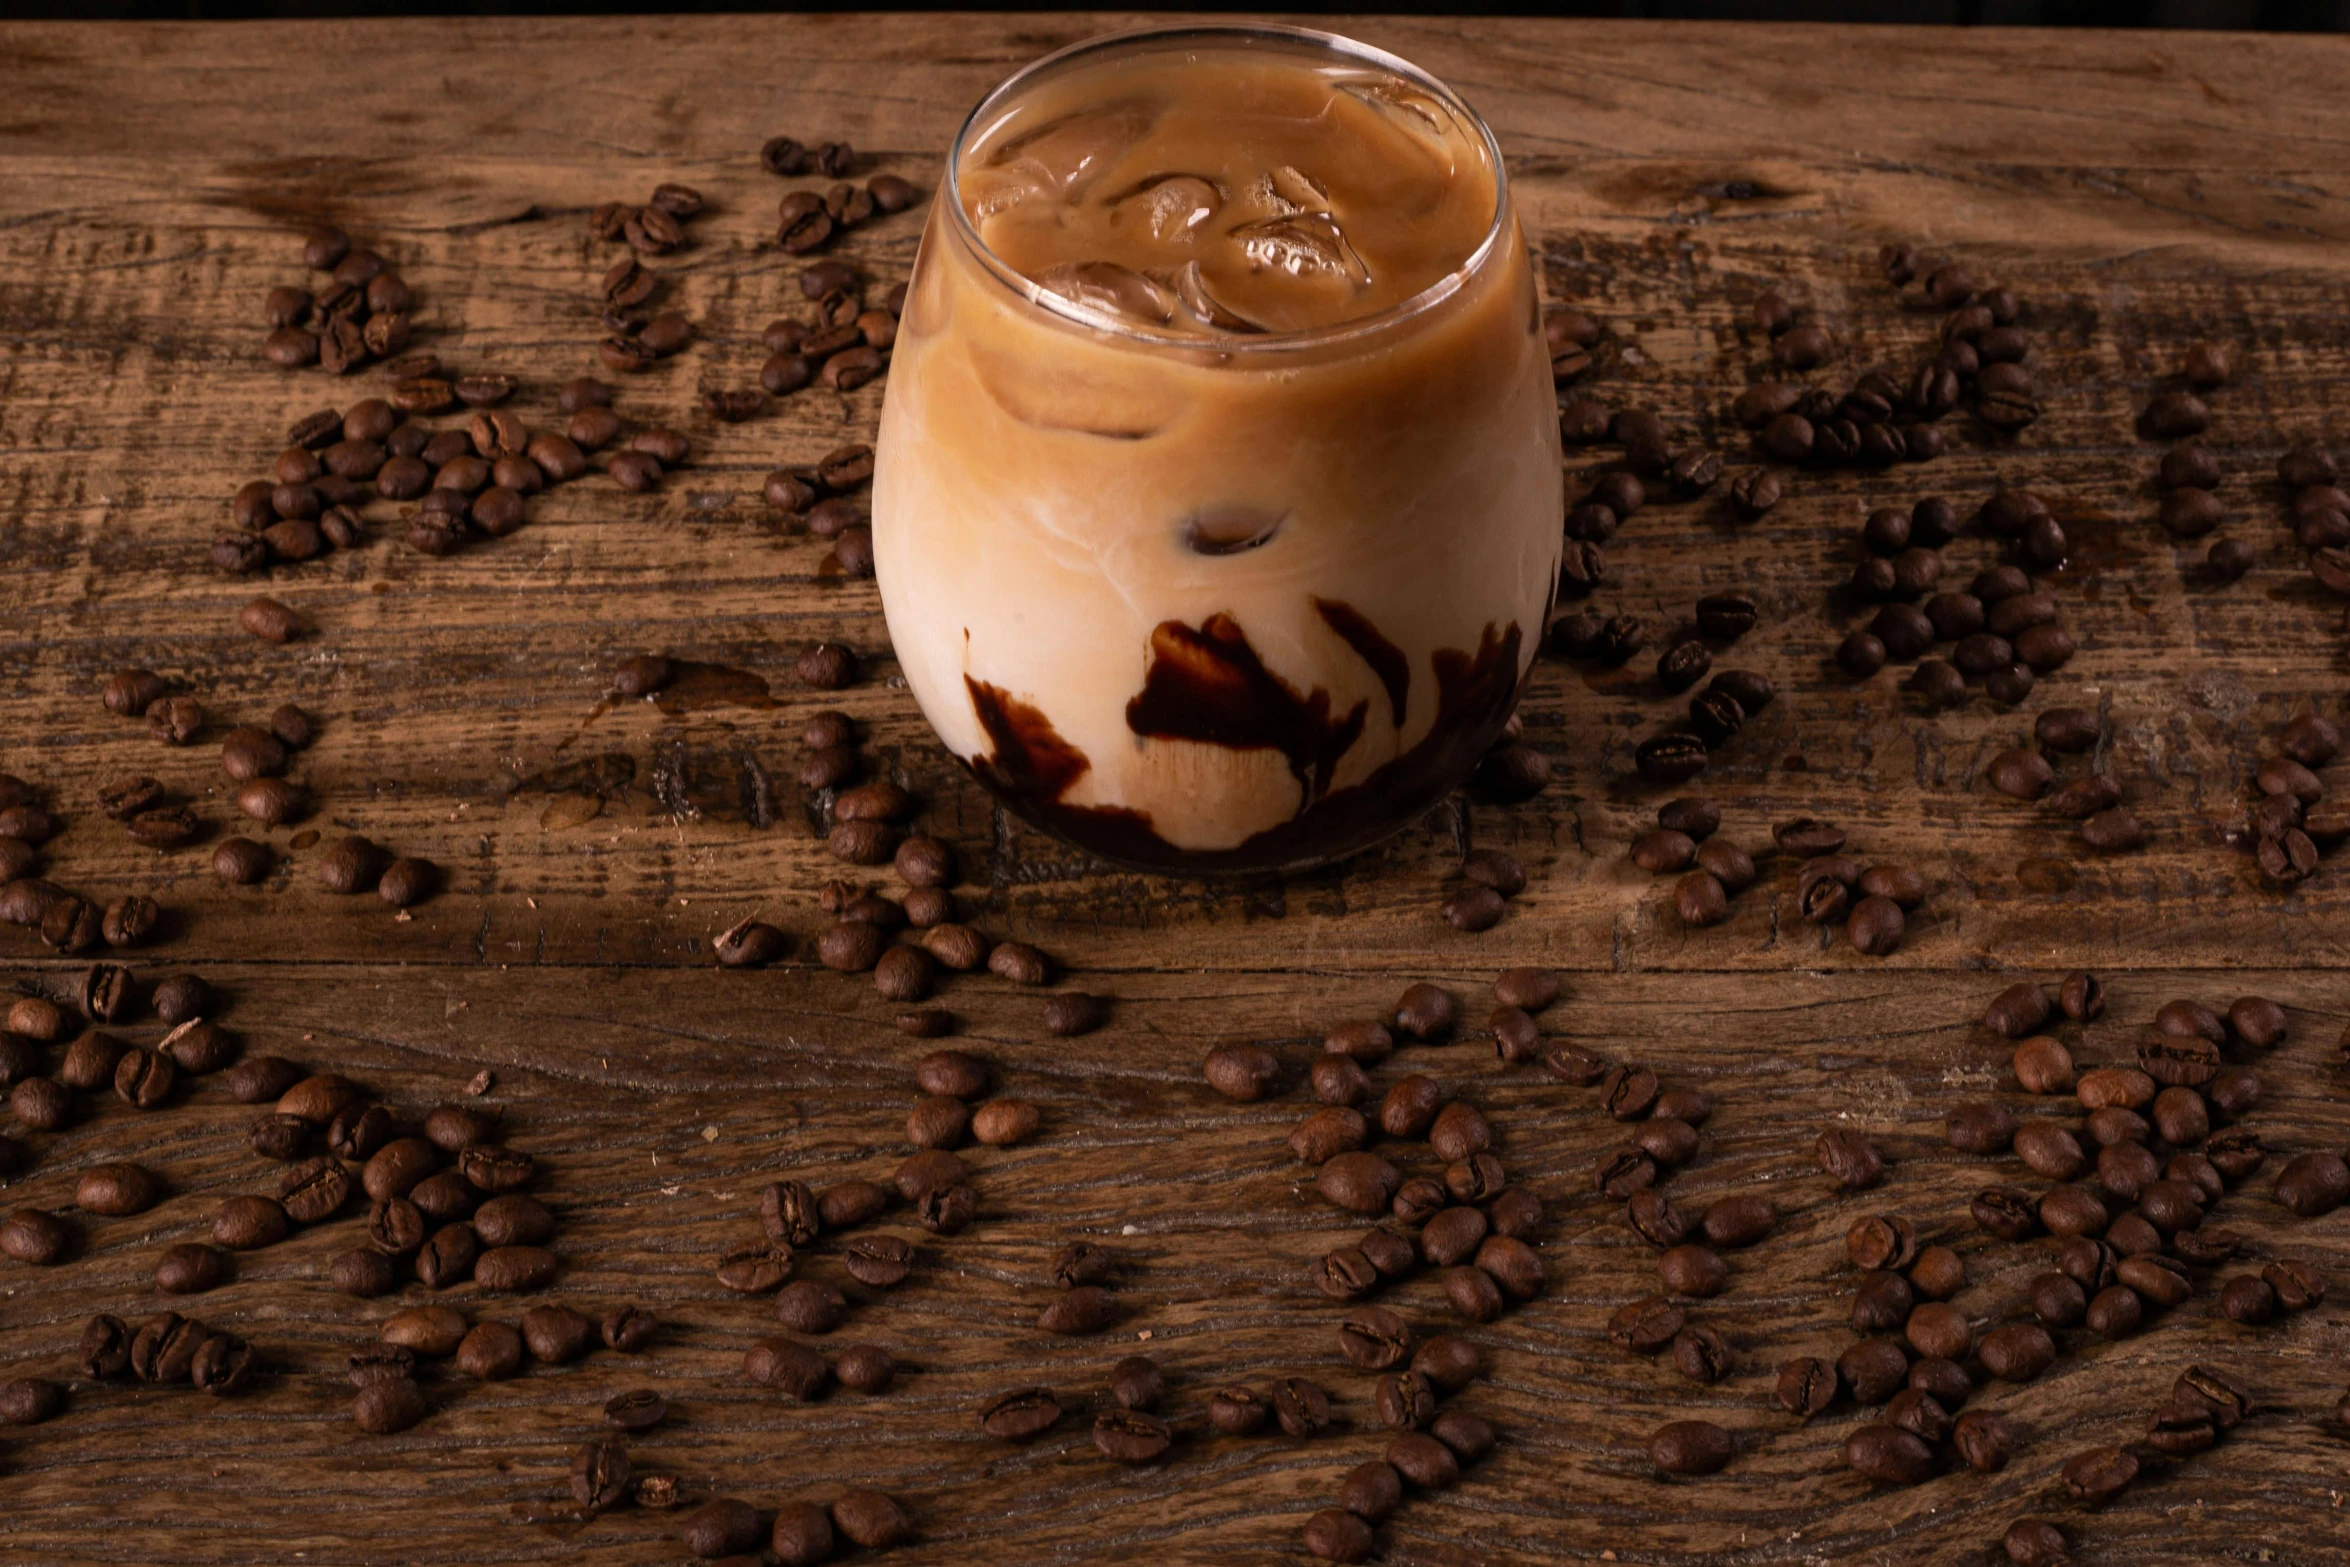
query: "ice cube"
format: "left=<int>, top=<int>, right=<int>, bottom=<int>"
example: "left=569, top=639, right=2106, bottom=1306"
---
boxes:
left=1109, top=174, right=1223, bottom=243
left=1169, top=261, right=1265, bottom=334
left=1229, top=212, right=1370, bottom=288
left=1266, top=165, right=1331, bottom=214
left=1338, top=76, right=1467, bottom=160
left=985, top=102, right=1155, bottom=202
left=1035, top=260, right=1177, bottom=327
left=962, top=163, right=1050, bottom=222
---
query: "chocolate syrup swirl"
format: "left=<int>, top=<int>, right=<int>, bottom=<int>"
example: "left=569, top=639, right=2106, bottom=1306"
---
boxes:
left=1313, top=597, right=1410, bottom=730
left=1125, top=613, right=1367, bottom=806
left=963, top=615, right=1522, bottom=874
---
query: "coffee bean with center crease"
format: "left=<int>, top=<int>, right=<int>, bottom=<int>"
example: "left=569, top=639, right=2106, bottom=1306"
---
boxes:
left=1776, top=1355, right=1839, bottom=1418
left=1816, top=1129, right=1885, bottom=1188
left=1338, top=1305, right=1412, bottom=1370
left=1610, top=1296, right=1684, bottom=1354
left=831, top=1221, right=911, bottom=1287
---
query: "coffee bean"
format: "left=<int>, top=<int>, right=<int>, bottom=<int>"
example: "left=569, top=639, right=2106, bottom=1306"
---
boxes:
left=1816, top=1128, right=1885, bottom=1189
left=1304, top=1510, right=1374, bottom=1565
left=677, top=1497, right=763, bottom=1561
left=77, top=1159, right=160, bottom=1216
left=1083, top=1406, right=1171, bottom=1465
left=2059, top=1444, right=2138, bottom=1506
left=2140, top=389, right=2210, bottom=440
left=209, top=1193, right=290, bottom=1251
left=1378, top=982, right=1456, bottom=1045
left=2274, top=1150, right=2350, bottom=1216
left=986, top=940, right=1051, bottom=986
left=1637, top=733, right=1710, bottom=786
left=154, top=1240, right=229, bottom=1294
left=1710, top=470, right=1782, bottom=530
left=113, top=1045, right=175, bottom=1109
left=1197, top=1039, right=1279, bottom=1102
left=443, top=1320, right=521, bottom=1383
left=1649, top=1419, right=1733, bottom=1475
left=734, top=1335, right=831, bottom=1405
left=820, top=1490, right=907, bottom=1551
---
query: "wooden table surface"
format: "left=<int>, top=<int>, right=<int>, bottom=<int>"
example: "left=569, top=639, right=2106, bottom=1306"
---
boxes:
left=4, top=13, right=2350, bottom=1566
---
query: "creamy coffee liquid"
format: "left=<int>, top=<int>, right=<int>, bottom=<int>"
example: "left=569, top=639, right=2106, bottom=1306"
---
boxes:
left=961, top=54, right=1498, bottom=335
left=875, top=33, right=1562, bottom=870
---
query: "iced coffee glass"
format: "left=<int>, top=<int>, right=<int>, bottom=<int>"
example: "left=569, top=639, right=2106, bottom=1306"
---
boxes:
left=873, top=24, right=1561, bottom=873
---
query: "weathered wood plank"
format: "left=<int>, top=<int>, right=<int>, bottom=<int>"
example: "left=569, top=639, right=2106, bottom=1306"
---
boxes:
left=2, top=14, right=2350, bottom=1566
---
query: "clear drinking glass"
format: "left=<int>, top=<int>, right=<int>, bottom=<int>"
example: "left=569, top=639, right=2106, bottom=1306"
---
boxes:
left=873, top=24, right=1561, bottom=874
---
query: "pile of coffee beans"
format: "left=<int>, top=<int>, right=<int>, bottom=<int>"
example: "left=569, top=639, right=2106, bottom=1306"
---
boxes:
left=2281, top=444, right=2350, bottom=608
left=591, top=181, right=706, bottom=261
left=1301, top=1355, right=1497, bottom=1561
left=0, top=966, right=265, bottom=1213
left=79, top=1310, right=256, bottom=1397
left=1473, top=975, right=1753, bottom=1475
left=766, top=435, right=880, bottom=578
left=1774, top=1207, right=2011, bottom=1488
left=357, top=1301, right=654, bottom=1434
left=1629, top=797, right=1747, bottom=929
left=1222, top=979, right=1543, bottom=1325
left=1723, top=259, right=2029, bottom=484
left=2234, top=710, right=2341, bottom=889
left=2141, top=343, right=2252, bottom=582
left=762, top=263, right=908, bottom=403
left=1828, top=489, right=2079, bottom=715
left=1925, top=977, right=2298, bottom=1534
left=587, top=184, right=704, bottom=375
left=213, top=376, right=679, bottom=573
left=261, top=226, right=421, bottom=375
left=1440, top=845, right=1524, bottom=932
left=762, top=135, right=923, bottom=260
left=1994, top=705, right=2146, bottom=856
left=1877, top=251, right=2038, bottom=437
left=1778, top=818, right=1924, bottom=954
left=1, top=774, right=174, bottom=957
left=2033, top=1363, right=2249, bottom=1540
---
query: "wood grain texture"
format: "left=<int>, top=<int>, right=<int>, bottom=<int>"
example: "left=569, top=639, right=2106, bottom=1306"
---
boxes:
left=2, top=13, right=2350, bottom=1566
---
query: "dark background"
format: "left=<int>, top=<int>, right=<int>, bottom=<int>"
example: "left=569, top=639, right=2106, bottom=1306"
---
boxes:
left=4, top=0, right=2344, bottom=28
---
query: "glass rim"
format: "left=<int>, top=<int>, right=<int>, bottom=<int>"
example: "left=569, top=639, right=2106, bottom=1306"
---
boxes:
left=940, top=22, right=1512, bottom=355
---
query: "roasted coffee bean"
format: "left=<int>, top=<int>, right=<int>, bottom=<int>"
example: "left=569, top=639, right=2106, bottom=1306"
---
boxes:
left=1325, top=1019, right=1391, bottom=1066
left=1202, top=1040, right=1279, bottom=1101
left=1637, top=732, right=1711, bottom=786
left=1672, top=1323, right=1732, bottom=1385
left=1977, top=1322, right=2055, bottom=1383
left=979, top=939, right=1049, bottom=987
left=1728, top=467, right=1782, bottom=518
left=1291, top=1107, right=1369, bottom=1167
left=1834, top=1338, right=1909, bottom=1406
left=112, top=1044, right=176, bottom=1109
left=1090, top=1406, right=1172, bottom=1464
left=1775, top=1355, right=1839, bottom=1418
left=1609, top=1295, right=1685, bottom=1355
left=2060, top=1444, right=2139, bottom=1506
left=1816, top=1128, right=1885, bottom=1188
left=1338, top=1304, right=1414, bottom=1370
left=155, top=1240, right=228, bottom=1294
left=1649, top=1419, right=1734, bottom=1475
